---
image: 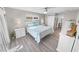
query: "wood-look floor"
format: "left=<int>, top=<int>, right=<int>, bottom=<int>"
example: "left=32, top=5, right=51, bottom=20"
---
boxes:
left=10, top=29, right=60, bottom=52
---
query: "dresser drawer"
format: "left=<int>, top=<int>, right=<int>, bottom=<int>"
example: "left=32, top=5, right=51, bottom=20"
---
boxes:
left=15, top=28, right=26, bottom=38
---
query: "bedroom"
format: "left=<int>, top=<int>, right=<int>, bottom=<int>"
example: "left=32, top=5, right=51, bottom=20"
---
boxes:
left=0, top=7, right=79, bottom=52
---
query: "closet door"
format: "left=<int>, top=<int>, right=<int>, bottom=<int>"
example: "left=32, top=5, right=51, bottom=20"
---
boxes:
left=47, top=16, right=55, bottom=32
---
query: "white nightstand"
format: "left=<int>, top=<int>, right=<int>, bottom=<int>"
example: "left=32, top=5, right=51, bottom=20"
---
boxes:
left=15, top=28, right=26, bottom=38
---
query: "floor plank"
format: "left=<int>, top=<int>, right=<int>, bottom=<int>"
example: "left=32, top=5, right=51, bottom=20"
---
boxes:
left=10, top=29, right=60, bottom=52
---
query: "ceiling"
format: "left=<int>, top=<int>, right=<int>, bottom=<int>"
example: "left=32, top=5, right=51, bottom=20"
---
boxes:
left=11, top=7, right=79, bottom=15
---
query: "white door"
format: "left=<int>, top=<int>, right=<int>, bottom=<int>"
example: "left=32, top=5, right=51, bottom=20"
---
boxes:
left=47, top=16, right=55, bottom=32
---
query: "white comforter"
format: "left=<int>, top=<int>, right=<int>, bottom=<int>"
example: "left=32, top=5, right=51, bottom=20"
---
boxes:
left=27, top=25, right=52, bottom=43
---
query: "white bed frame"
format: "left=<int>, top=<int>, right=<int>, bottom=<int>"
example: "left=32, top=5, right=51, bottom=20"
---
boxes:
left=27, top=27, right=52, bottom=43
left=26, top=22, right=52, bottom=43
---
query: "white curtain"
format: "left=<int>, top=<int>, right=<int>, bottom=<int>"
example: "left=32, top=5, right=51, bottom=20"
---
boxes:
left=0, top=8, right=10, bottom=52
left=0, top=15, right=7, bottom=51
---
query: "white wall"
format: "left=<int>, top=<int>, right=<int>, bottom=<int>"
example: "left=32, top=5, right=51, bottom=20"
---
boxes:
left=57, top=10, right=79, bottom=34
left=5, top=7, right=45, bottom=34
left=58, top=10, right=78, bottom=21
left=57, top=10, right=78, bottom=27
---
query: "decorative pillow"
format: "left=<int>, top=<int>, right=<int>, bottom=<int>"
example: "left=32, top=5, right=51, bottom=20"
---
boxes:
left=32, top=20, right=40, bottom=26
left=27, top=22, right=34, bottom=27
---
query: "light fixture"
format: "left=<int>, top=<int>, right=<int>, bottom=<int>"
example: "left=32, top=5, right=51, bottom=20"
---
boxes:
left=44, top=7, right=48, bottom=14
left=44, top=11, right=47, bottom=14
left=0, top=7, right=6, bottom=15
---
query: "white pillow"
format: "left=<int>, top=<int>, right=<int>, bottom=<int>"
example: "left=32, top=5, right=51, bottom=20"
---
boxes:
left=27, top=23, right=34, bottom=27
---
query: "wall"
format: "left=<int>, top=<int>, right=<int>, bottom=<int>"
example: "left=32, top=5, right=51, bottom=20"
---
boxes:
left=44, top=15, right=58, bottom=30
left=5, top=7, right=45, bottom=34
left=57, top=10, right=79, bottom=34
left=44, top=10, right=79, bottom=31
left=58, top=10, right=79, bottom=21
left=56, top=10, right=79, bottom=28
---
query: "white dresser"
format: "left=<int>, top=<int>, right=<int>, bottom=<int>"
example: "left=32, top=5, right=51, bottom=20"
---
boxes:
left=56, top=33, right=75, bottom=52
left=15, top=28, right=26, bottom=38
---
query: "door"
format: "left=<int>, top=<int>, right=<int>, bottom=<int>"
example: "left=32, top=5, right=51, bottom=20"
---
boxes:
left=54, top=16, right=58, bottom=30
left=47, top=16, right=55, bottom=32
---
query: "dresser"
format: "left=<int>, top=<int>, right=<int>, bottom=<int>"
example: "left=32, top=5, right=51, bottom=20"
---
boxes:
left=15, top=28, right=26, bottom=38
left=56, top=33, right=75, bottom=52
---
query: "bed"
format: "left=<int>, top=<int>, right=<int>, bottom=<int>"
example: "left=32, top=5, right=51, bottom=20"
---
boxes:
left=26, top=20, right=53, bottom=43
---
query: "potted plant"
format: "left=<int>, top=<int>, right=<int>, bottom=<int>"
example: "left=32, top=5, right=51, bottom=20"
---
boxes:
left=10, top=31, right=16, bottom=41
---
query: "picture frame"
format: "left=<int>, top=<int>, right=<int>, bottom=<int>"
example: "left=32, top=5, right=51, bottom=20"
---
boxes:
left=26, top=17, right=32, bottom=19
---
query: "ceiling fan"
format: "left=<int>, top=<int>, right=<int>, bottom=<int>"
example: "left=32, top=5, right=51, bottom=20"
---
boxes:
left=44, top=7, right=48, bottom=14
left=43, top=7, right=55, bottom=14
